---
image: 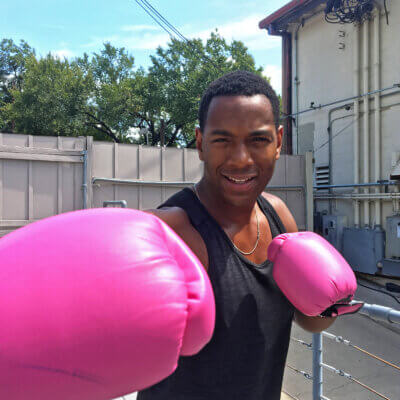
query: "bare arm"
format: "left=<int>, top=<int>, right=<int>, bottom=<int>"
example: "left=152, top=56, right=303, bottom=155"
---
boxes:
left=263, top=192, right=336, bottom=333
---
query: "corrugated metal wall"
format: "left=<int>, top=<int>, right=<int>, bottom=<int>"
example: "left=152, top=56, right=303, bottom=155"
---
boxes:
left=91, top=142, right=203, bottom=210
left=0, top=133, right=85, bottom=237
left=0, top=133, right=309, bottom=237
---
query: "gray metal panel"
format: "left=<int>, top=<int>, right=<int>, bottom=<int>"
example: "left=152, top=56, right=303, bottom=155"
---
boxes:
left=116, top=186, right=140, bottom=209
left=33, top=161, right=58, bottom=218
left=32, top=135, right=60, bottom=149
left=164, top=147, right=184, bottom=181
left=266, top=155, right=307, bottom=230
left=93, top=142, right=113, bottom=178
left=140, top=146, right=161, bottom=180
left=322, top=215, right=348, bottom=251
left=0, top=134, right=308, bottom=232
left=118, top=144, right=138, bottom=179
left=1, top=133, right=29, bottom=146
left=61, top=162, right=76, bottom=213
left=342, top=227, right=385, bottom=274
left=298, top=122, right=315, bottom=155
left=184, top=150, right=203, bottom=182
left=142, top=187, right=163, bottom=210
left=287, top=156, right=306, bottom=230
left=3, top=159, right=29, bottom=220
left=382, top=258, right=400, bottom=277
left=386, top=215, right=400, bottom=258
left=0, top=133, right=85, bottom=231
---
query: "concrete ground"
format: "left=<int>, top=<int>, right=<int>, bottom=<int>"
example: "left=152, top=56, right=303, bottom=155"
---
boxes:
left=282, top=275, right=400, bottom=400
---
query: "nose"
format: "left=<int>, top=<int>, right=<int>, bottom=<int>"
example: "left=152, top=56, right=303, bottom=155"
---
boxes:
left=228, top=142, right=254, bottom=169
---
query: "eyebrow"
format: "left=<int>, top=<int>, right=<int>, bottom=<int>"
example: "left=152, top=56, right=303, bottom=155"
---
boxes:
left=249, top=130, right=274, bottom=137
left=209, top=130, right=233, bottom=137
left=209, top=129, right=274, bottom=137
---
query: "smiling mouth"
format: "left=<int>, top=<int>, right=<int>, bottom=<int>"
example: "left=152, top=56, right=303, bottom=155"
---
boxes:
left=222, top=175, right=256, bottom=184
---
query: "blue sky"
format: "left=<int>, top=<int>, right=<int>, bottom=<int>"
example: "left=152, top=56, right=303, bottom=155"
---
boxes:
left=1, top=0, right=289, bottom=93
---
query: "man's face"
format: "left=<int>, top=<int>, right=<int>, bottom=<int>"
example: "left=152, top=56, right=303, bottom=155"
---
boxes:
left=196, top=94, right=283, bottom=207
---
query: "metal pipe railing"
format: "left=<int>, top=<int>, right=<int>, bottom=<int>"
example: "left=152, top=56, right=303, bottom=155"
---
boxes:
left=92, top=177, right=196, bottom=187
left=289, top=302, right=400, bottom=400
left=314, top=193, right=400, bottom=201
left=92, top=177, right=305, bottom=192
left=314, top=181, right=399, bottom=190
left=312, top=333, right=323, bottom=400
left=359, top=303, right=400, bottom=324
left=281, top=83, right=400, bottom=120
left=82, top=150, right=88, bottom=209
left=103, top=200, right=128, bottom=208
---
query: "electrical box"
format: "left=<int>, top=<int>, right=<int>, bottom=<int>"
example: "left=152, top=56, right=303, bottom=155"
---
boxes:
left=386, top=215, right=400, bottom=258
left=322, top=215, right=347, bottom=252
left=342, top=228, right=385, bottom=274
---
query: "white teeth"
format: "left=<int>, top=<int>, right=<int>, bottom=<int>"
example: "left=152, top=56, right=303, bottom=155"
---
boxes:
left=226, top=176, right=252, bottom=183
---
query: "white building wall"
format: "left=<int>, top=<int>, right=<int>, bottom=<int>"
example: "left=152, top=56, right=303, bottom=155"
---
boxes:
left=289, top=1, right=400, bottom=231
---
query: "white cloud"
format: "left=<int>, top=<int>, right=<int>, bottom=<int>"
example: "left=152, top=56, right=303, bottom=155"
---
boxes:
left=263, top=64, right=282, bottom=94
left=194, top=16, right=281, bottom=51
left=83, top=14, right=281, bottom=52
left=52, top=49, right=75, bottom=59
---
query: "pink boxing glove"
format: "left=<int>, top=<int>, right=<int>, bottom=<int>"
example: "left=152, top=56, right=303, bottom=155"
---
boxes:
left=268, top=232, right=363, bottom=317
left=0, top=208, right=215, bottom=400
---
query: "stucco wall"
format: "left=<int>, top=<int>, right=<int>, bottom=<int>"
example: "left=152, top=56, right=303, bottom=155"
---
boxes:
left=288, top=1, right=400, bottom=230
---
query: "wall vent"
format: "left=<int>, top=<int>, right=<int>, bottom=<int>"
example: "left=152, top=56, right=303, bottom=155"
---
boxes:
left=315, top=165, right=330, bottom=189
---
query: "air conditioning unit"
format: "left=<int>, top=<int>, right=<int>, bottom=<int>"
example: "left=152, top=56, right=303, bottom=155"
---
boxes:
left=322, top=215, right=347, bottom=251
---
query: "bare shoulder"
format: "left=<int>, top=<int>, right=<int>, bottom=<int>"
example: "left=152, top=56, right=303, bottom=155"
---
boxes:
left=146, top=207, right=209, bottom=269
left=261, top=192, right=298, bottom=233
left=147, top=206, right=191, bottom=232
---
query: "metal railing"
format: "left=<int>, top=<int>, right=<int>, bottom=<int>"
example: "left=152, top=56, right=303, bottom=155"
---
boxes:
left=287, top=303, right=400, bottom=400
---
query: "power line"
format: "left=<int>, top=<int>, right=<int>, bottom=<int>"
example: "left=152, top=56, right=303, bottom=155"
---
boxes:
left=140, top=0, right=188, bottom=42
left=134, top=0, right=224, bottom=74
left=134, top=0, right=175, bottom=39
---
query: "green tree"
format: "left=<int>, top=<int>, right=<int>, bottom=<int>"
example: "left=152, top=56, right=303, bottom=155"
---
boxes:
left=0, top=34, right=267, bottom=147
left=75, top=43, right=137, bottom=143
left=0, top=38, right=35, bottom=131
left=6, top=54, right=92, bottom=136
left=131, top=32, right=263, bottom=147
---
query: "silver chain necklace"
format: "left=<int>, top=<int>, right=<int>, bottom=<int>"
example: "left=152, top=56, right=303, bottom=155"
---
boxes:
left=193, top=185, right=260, bottom=255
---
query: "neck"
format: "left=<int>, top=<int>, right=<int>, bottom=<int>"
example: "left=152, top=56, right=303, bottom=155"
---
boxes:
left=195, top=179, right=258, bottom=228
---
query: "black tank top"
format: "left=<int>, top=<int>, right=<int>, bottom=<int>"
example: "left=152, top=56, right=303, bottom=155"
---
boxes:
left=137, top=188, right=294, bottom=400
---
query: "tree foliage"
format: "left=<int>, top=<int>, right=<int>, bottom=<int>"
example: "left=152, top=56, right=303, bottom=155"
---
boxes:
left=0, top=39, right=35, bottom=130
left=0, top=33, right=268, bottom=147
left=6, top=55, right=92, bottom=136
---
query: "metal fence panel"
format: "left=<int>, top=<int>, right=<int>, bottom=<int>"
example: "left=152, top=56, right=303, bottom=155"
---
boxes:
left=0, top=133, right=85, bottom=237
left=0, top=133, right=309, bottom=235
left=267, top=154, right=307, bottom=230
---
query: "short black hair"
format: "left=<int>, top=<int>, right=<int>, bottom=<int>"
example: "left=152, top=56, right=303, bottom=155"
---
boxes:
left=198, top=70, right=280, bottom=132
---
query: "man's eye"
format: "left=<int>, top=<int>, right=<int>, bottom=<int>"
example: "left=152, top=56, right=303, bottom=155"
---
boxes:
left=213, top=138, right=228, bottom=143
left=252, top=137, right=270, bottom=142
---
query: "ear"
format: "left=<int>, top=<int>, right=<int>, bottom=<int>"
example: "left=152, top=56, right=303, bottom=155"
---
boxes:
left=195, top=127, right=204, bottom=161
left=275, top=125, right=283, bottom=160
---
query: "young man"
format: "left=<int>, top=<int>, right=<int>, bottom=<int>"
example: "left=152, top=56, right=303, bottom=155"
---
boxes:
left=138, top=71, right=335, bottom=400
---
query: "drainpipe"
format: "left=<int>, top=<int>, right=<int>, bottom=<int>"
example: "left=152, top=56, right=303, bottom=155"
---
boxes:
left=362, top=20, right=370, bottom=227
left=293, top=22, right=302, bottom=154
left=82, top=150, right=88, bottom=209
left=282, top=32, right=293, bottom=154
left=353, top=23, right=360, bottom=227
left=327, top=104, right=353, bottom=213
left=373, top=10, right=381, bottom=228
